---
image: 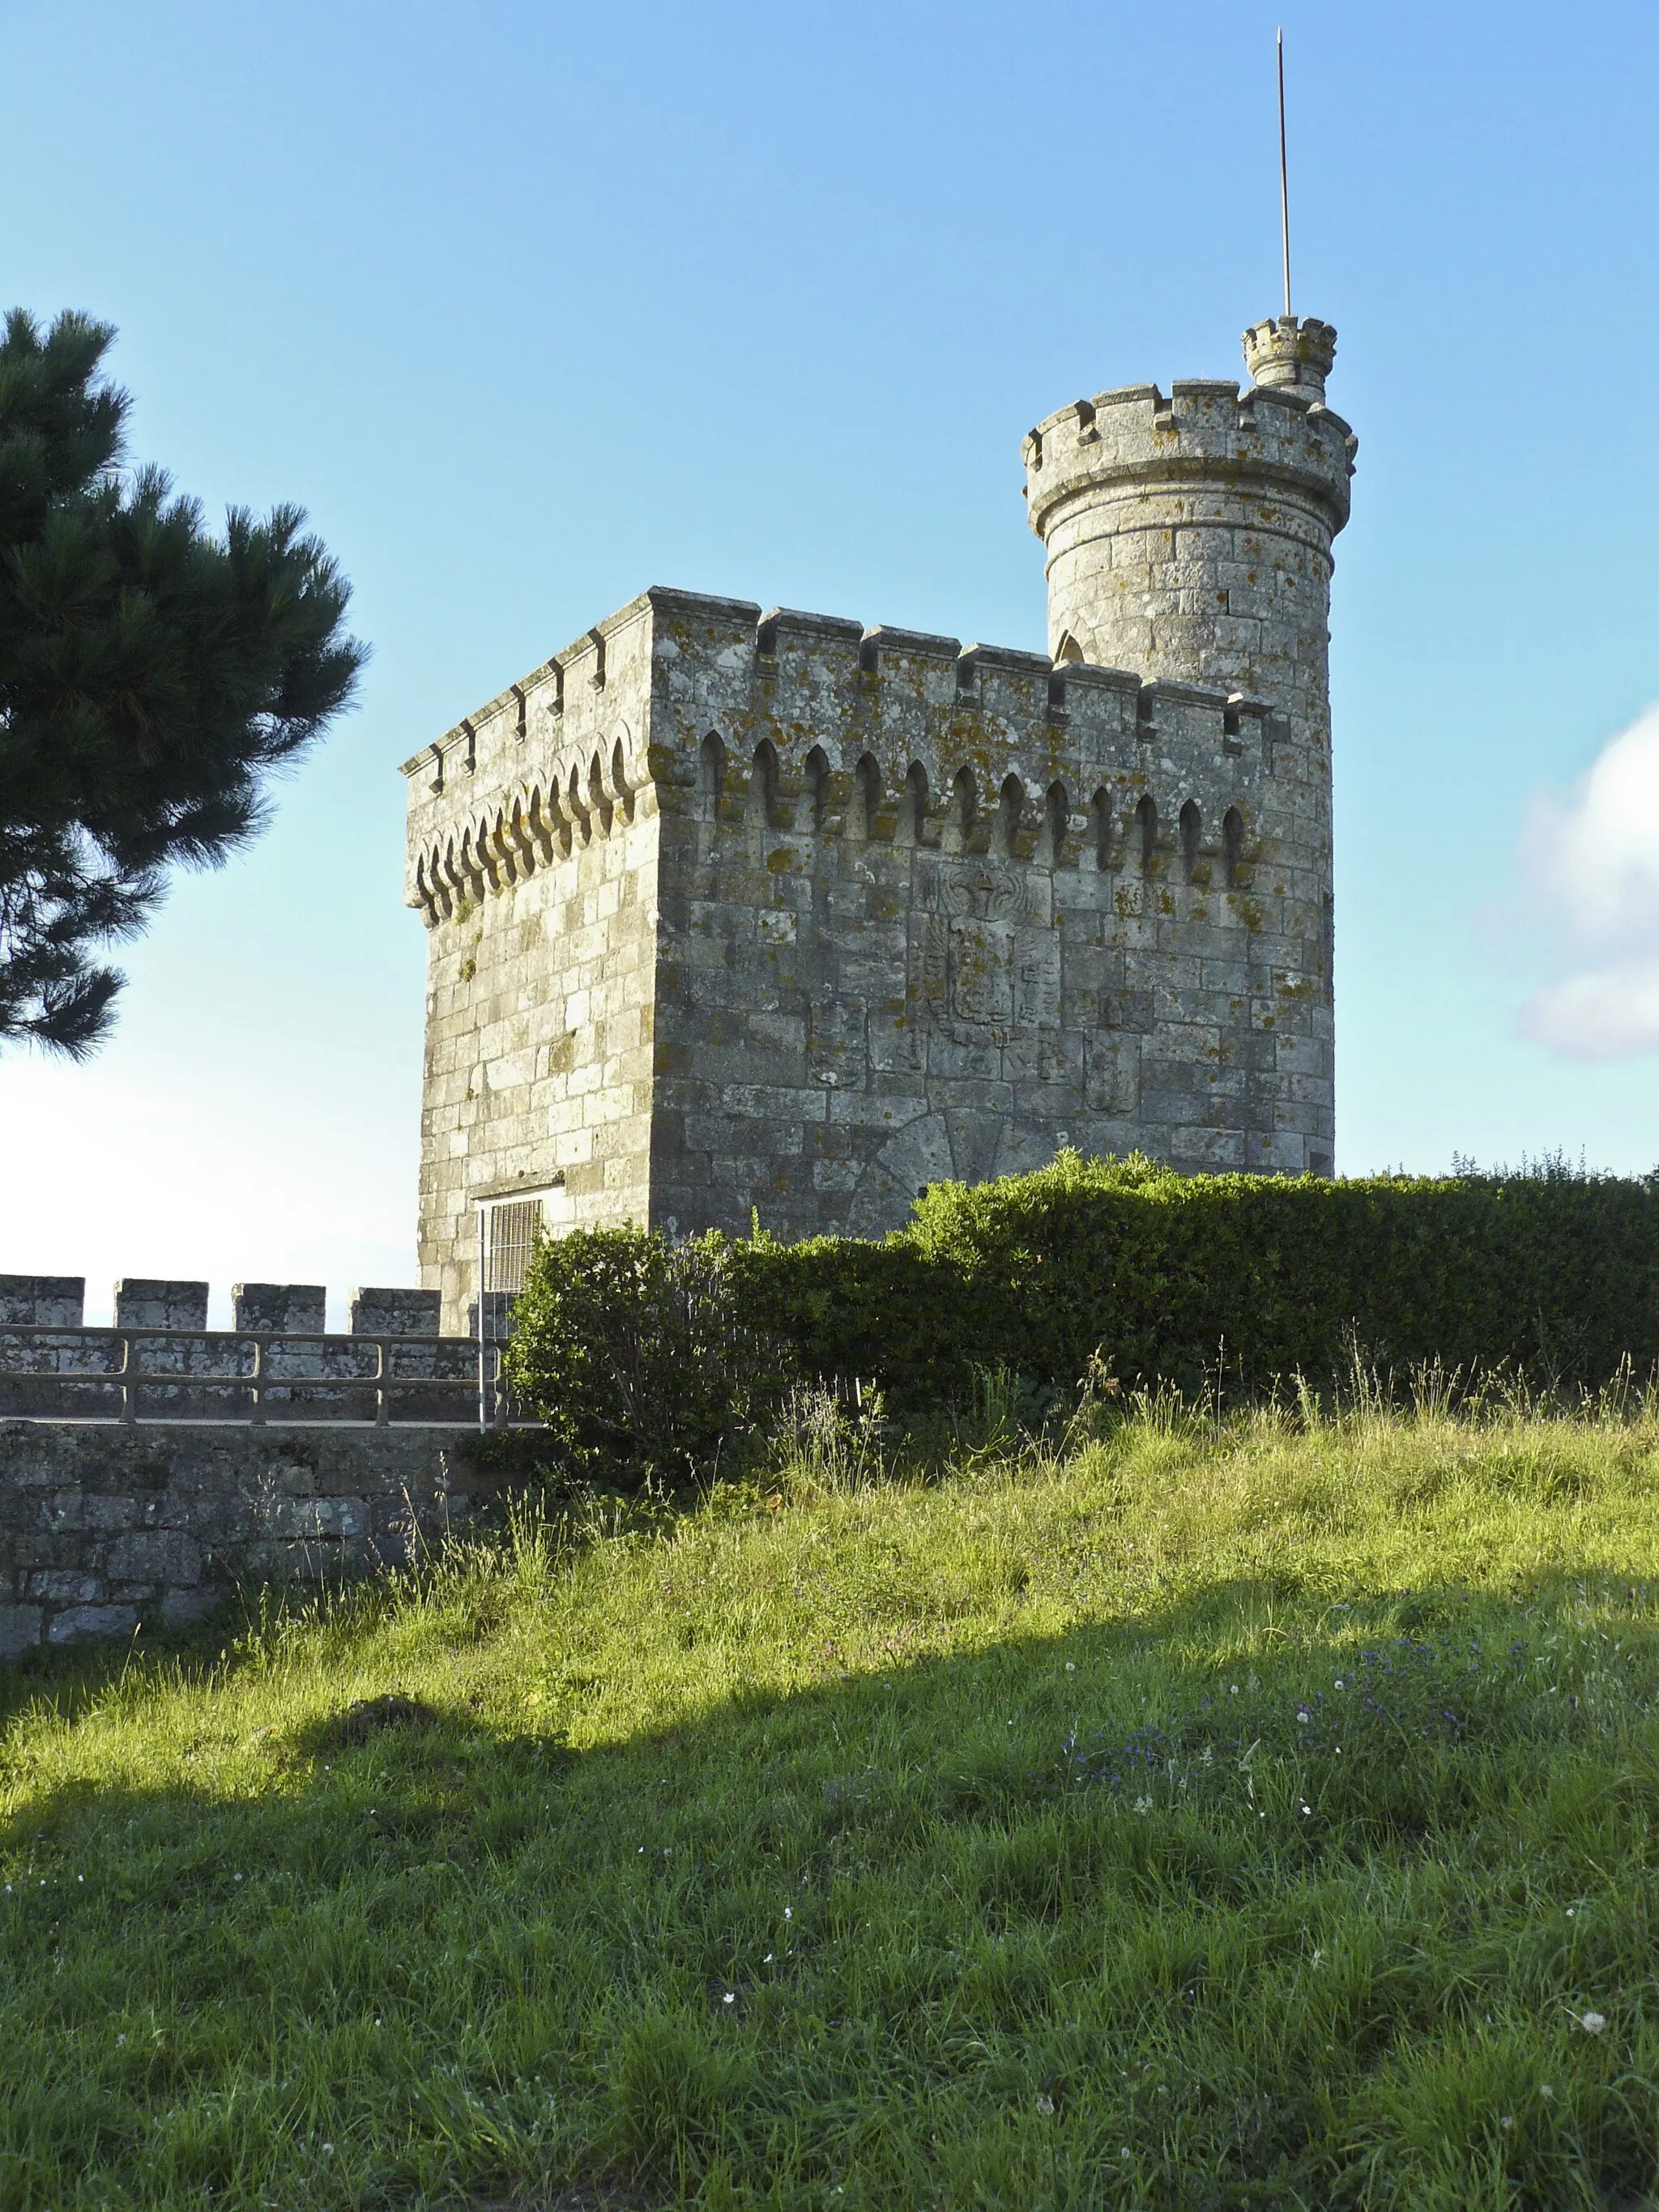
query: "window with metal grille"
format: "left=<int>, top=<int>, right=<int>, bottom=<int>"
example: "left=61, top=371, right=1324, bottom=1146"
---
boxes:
left=484, top=1199, right=542, bottom=1298
left=475, top=1195, right=548, bottom=1345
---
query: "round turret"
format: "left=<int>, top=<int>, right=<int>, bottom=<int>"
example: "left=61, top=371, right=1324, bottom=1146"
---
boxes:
left=1022, top=318, right=1359, bottom=1183
left=1021, top=319, right=1356, bottom=757
left=1241, top=313, right=1337, bottom=404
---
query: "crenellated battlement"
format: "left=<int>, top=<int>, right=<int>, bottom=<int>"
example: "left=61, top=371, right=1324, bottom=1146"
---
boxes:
left=403, top=590, right=1277, bottom=927
left=1023, top=375, right=1356, bottom=546
left=0, top=1274, right=443, bottom=1334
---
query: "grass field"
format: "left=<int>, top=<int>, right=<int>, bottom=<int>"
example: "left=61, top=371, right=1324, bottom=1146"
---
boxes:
left=3, top=1390, right=1659, bottom=2210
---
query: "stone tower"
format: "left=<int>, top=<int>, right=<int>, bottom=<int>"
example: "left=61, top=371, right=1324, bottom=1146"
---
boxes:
left=403, top=317, right=1356, bottom=1328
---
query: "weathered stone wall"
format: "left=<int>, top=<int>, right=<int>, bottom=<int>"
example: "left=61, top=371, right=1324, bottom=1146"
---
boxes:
left=403, top=608, right=662, bottom=1327
left=0, top=1425, right=505, bottom=1656
left=404, top=318, right=1355, bottom=1320
left=409, top=590, right=1326, bottom=1276
left=646, top=605, right=1307, bottom=1237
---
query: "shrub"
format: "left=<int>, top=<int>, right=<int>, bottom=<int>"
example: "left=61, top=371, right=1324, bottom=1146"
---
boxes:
left=502, top=1225, right=785, bottom=1490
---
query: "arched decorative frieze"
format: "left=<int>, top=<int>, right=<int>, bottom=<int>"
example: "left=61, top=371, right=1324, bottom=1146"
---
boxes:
left=406, top=714, right=1265, bottom=936
left=413, top=747, right=670, bottom=924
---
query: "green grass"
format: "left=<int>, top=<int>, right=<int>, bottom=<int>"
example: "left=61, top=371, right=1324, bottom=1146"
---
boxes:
left=4, top=1399, right=1659, bottom=2210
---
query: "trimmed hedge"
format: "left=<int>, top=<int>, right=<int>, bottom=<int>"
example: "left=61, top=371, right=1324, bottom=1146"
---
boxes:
left=505, top=1156, right=1659, bottom=1463
left=729, top=1153, right=1659, bottom=1405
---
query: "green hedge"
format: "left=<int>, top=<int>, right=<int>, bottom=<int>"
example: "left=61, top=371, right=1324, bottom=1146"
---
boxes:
left=504, top=1156, right=1659, bottom=1464
left=729, top=1153, right=1659, bottom=1404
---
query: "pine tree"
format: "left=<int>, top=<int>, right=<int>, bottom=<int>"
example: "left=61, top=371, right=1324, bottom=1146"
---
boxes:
left=0, top=308, right=365, bottom=1055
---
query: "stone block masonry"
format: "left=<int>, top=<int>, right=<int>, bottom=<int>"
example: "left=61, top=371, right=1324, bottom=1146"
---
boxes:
left=0, top=1279, right=83, bottom=1328
left=234, top=1284, right=326, bottom=1334
left=115, top=1280, right=208, bottom=1331
left=0, top=1424, right=508, bottom=1656
left=405, top=315, right=1356, bottom=1332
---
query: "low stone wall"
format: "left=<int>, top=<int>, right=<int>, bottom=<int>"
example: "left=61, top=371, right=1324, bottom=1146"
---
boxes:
left=0, top=1423, right=510, bottom=1657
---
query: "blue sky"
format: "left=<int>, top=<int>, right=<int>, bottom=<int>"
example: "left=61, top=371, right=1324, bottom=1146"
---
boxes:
left=2, top=0, right=1657, bottom=1322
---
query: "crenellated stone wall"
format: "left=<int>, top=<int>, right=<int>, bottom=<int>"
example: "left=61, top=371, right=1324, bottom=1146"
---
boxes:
left=405, top=591, right=1327, bottom=1326
left=0, top=1281, right=518, bottom=1654
left=0, top=1278, right=471, bottom=1423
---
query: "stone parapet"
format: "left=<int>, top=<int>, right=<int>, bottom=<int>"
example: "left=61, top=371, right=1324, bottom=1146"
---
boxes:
left=1022, top=376, right=1355, bottom=543
left=0, top=1322, right=483, bottom=1424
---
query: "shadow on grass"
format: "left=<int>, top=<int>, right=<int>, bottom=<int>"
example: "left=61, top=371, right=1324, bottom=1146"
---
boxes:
left=2, top=1567, right=1658, bottom=2211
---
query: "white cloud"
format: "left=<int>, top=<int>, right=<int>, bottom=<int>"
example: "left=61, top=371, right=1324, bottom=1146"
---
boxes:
left=1521, top=962, right=1659, bottom=1060
left=1517, top=703, right=1659, bottom=1061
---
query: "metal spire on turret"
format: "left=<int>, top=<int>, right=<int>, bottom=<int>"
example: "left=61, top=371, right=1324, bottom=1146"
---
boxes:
left=1243, top=32, right=1337, bottom=405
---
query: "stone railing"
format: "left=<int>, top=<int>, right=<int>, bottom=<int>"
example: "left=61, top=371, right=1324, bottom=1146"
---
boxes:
left=0, top=1325, right=499, bottom=1426
left=0, top=1276, right=513, bottom=1427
